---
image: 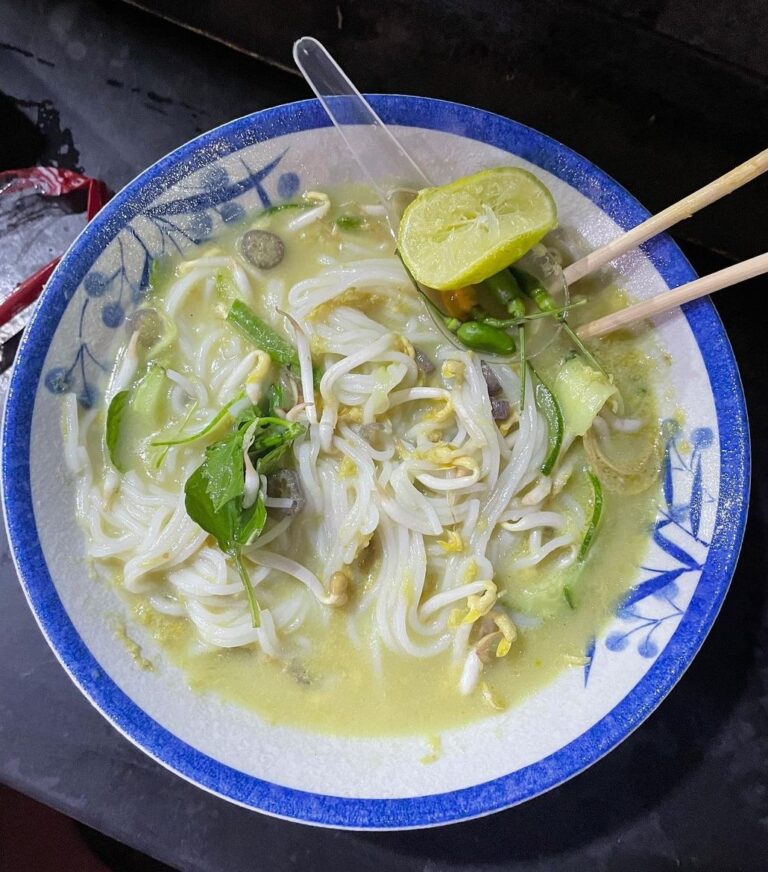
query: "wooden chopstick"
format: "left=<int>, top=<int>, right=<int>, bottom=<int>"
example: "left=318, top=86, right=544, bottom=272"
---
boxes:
left=563, top=148, right=768, bottom=287
left=577, top=251, right=768, bottom=340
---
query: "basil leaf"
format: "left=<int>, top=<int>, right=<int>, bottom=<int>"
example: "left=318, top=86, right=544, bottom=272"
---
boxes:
left=106, top=390, right=130, bottom=473
left=248, top=418, right=298, bottom=455
left=238, top=490, right=267, bottom=546
left=257, top=441, right=291, bottom=476
left=233, top=404, right=259, bottom=430
left=249, top=419, right=305, bottom=474
left=203, top=432, right=247, bottom=512
left=183, top=405, right=306, bottom=629
left=184, top=461, right=267, bottom=627
left=184, top=463, right=238, bottom=552
left=265, top=382, right=283, bottom=416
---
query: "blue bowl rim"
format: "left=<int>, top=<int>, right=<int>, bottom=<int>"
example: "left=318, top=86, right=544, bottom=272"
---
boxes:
left=1, top=95, right=750, bottom=829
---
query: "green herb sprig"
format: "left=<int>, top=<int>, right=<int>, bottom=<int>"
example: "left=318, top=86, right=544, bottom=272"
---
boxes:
left=511, top=267, right=606, bottom=375
left=183, top=406, right=305, bottom=626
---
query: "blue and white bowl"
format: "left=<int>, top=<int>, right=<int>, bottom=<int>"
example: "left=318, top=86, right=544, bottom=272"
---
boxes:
left=1, top=96, right=749, bottom=829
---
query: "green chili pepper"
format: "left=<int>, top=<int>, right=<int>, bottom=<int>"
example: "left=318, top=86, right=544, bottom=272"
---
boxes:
left=511, top=267, right=557, bottom=312
left=485, top=269, right=526, bottom=319
left=395, top=250, right=515, bottom=357
left=456, top=321, right=516, bottom=355
left=512, top=268, right=606, bottom=374
left=578, top=470, right=603, bottom=561
left=534, top=377, right=563, bottom=475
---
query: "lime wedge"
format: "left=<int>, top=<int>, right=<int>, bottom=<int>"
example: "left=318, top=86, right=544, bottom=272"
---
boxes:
left=397, top=167, right=557, bottom=291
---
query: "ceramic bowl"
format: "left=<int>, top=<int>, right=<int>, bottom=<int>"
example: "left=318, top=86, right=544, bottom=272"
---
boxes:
left=2, top=96, right=749, bottom=829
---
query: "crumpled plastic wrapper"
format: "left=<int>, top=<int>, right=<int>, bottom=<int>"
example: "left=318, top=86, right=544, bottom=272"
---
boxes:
left=0, top=167, right=110, bottom=390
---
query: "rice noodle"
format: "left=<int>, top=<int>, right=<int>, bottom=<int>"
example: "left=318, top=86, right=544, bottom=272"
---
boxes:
left=69, top=204, right=589, bottom=698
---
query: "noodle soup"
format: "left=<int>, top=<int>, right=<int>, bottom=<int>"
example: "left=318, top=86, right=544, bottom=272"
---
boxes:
left=68, top=186, right=664, bottom=736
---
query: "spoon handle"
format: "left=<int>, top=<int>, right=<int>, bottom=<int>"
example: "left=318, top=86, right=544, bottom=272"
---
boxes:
left=293, top=36, right=432, bottom=230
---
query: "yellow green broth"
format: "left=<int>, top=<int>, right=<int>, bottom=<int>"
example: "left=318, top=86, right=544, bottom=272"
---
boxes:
left=130, top=481, right=655, bottom=736
left=99, top=189, right=665, bottom=738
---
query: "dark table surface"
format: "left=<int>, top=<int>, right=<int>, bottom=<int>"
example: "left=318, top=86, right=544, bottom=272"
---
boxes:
left=1, top=2, right=767, bottom=870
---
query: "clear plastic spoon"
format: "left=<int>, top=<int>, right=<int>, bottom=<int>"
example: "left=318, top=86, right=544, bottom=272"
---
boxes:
left=294, top=36, right=498, bottom=350
left=294, top=38, right=768, bottom=352
left=293, top=36, right=431, bottom=235
left=292, top=36, right=566, bottom=359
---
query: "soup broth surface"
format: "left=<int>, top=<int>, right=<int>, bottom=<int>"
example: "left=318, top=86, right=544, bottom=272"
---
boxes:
left=82, top=186, right=665, bottom=736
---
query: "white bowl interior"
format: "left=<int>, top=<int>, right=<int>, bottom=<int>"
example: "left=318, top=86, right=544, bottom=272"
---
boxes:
left=21, top=120, right=721, bottom=805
